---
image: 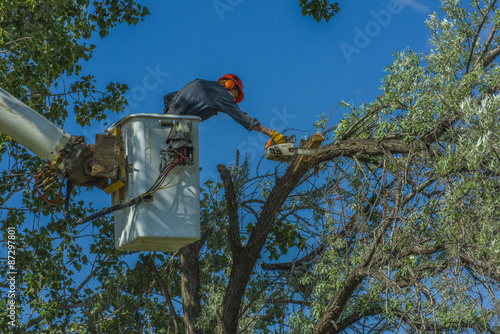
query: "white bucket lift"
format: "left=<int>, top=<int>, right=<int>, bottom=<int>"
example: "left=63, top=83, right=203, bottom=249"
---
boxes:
left=0, top=88, right=202, bottom=252
left=106, top=114, right=201, bottom=252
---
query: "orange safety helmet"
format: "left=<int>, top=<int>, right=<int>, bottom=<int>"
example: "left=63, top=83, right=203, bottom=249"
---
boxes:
left=217, top=74, right=244, bottom=103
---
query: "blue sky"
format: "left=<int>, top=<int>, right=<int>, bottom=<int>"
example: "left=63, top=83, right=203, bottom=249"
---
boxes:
left=74, top=0, right=437, bottom=183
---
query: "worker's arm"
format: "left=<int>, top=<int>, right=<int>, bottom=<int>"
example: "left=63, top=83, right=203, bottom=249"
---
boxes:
left=215, top=92, right=261, bottom=130
left=215, top=89, right=287, bottom=141
left=251, top=124, right=272, bottom=136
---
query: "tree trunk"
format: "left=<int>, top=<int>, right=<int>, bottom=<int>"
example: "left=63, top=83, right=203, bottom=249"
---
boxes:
left=218, top=253, right=256, bottom=334
left=179, top=243, right=202, bottom=334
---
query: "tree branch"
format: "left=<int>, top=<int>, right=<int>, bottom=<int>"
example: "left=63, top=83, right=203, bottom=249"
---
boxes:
left=460, top=250, right=500, bottom=282
left=335, top=307, right=384, bottom=333
left=313, top=267, right=366, bottom=334
left=217, top=164, right=242, bottom=254
left=372, top=243, right=447, bottom=268
left=25, top=265, right=100, bottom=329
left=149, top=256, right=182, bottom=334
left=261, top=241, right=328, bottom=270
left=265, top=298, right=308, bottom=306
left=392, top=309, right=497, bottom=334
left=476, top=44, right=500, bottom=68
left=308, top=138, right=426, bottom=169
left=465, top=0, right=497, bottom=73
left=473, top=22, right=498, bottom=70
left=0, top=184, right=25, bottom=208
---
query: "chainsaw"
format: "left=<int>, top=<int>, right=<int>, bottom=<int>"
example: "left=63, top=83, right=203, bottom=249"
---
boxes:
left=265, top=142, right=319, bottom=162
left=264, top=134, right=325, bottom=162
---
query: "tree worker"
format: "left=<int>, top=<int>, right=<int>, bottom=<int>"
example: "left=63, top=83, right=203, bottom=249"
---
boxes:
left=163, top=74, right=287, bottom=148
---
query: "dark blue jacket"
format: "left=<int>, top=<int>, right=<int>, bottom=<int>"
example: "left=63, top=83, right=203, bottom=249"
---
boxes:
left=164, top=79, right=260, bottom=131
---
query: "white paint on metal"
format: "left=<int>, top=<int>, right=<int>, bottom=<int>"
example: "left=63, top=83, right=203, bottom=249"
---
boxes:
left=107, top=114, right=201, bottom=252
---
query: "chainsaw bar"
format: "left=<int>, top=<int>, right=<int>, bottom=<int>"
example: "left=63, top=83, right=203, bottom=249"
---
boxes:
left=295, top=148, right=318, bottom=155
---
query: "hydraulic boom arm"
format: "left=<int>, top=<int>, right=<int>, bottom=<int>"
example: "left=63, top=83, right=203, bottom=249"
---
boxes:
left=0, top=88, right=106, bottom=187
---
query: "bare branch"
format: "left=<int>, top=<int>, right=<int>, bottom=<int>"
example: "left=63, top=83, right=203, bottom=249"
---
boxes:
left=465, top=0, right=497, bottom=73
left=313, top=267, right=366, bottom=334
left=217, top=164, right=242, bottom=253
left=473, top=22, right=498, bottom=69
left=261, top=242, right=328, bottom=271
left=335, top=307, right=384, bottom=333
left=460, top=251, right=500, bottom=282
left=0, top=184, right=25, bottom=208
left=150, top=256, right=182, bottom=334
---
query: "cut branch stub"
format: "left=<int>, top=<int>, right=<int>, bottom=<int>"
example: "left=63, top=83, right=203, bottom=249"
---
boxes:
left=290, top=133, right=324, bottom=174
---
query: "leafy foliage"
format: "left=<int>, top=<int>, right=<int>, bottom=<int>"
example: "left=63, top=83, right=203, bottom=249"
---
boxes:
left=0, top=0, right=149, bottom=333
left=299, top=0, right=340, bottom=22
left=0, top=0, right=148, bottom=125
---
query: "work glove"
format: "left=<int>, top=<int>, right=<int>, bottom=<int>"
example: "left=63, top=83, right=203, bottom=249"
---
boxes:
left=269, top=130, right=287, bottom=144
left=265, top=130, right=292, bottom=150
